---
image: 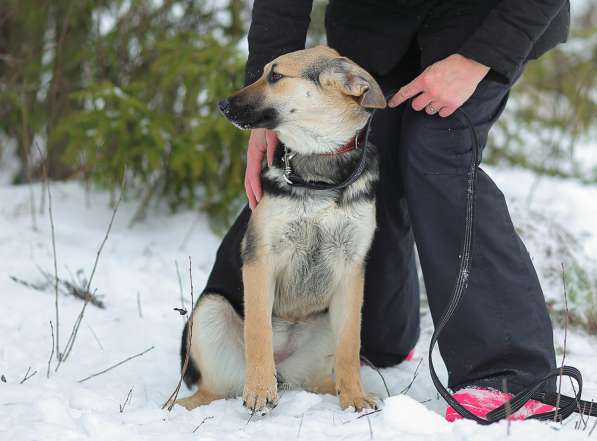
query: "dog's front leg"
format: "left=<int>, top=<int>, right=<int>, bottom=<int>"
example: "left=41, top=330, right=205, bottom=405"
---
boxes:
left=242, top=255, right=277, bottom=414
left=330, top=265, right=377, bottom=411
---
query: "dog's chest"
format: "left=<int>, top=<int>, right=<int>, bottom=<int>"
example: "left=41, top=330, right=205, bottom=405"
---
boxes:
left=265, top=198, right=375, bottom=318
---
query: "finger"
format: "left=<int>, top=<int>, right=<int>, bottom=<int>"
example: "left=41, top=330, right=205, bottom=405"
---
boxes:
left=411, top=93, right=433, bottom=112
left=439, top=106, right=457, bottom=118
left=249, top=172, right=263, bottom=205
left=388, top=77, right=425, bottom=107
left=425, top=102, right=440, bottom=115
left=246, top=148, right=264, bottom=202
left=245, top=178, right=257, bottom=210
left=265, top=130, right=278, bottom=167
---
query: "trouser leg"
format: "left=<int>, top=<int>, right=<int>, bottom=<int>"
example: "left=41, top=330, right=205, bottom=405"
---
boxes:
left=202, top=206, right=249, bottom=316
left=359, top=54, right=422, bottom=367
left=401, top=76, right=556, bottom=393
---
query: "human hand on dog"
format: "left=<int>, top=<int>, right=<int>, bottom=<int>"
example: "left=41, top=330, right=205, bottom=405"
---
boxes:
left=388, top=54, right=489, bottom=117
left=245, top=128, right=278, bottom=210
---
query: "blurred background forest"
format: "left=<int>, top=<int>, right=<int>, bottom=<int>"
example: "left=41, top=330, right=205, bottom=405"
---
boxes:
left=0, top=0, right=595, bottom=230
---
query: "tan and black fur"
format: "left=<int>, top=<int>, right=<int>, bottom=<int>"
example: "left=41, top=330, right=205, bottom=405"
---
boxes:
left=174, top=46, right=386, bottom=414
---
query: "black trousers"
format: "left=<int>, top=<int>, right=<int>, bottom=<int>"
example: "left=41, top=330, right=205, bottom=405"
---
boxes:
left=203, top=46, right=556, bottom=394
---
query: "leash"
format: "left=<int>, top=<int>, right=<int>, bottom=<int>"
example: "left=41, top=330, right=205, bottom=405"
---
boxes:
left=429, top=107, right=596, bottom=424
left=282, top=91, right=596, bottom=423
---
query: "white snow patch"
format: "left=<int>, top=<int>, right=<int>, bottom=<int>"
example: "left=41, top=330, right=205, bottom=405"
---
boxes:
left=0, top=172, right=595, bottom=441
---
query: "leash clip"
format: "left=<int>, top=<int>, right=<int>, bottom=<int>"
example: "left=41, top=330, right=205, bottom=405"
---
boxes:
left=282, top=145, right=296, bottom=185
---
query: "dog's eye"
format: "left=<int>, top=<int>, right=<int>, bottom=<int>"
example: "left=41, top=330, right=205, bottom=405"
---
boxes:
left=268, top=69, right=284, bottom=84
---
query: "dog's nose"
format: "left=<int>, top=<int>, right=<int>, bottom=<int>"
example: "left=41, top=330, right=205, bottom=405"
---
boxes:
left=218, top=98, right=231, bottom=115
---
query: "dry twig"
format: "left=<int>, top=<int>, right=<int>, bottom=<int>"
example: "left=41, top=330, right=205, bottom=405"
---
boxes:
left=297, top=413, right=305, bottom=438
left=37, top=143, right=61, bottom=363
left=10, top=268, right=106, bottom=309
left=78, top=346, right=154, bottom=383
left=24, top=139, right=37, bottom=231
left=19, top=367, right=37, bottom=384
left=119, top=387, right=134, bottom=413
left=360, top=356, right=390, bottom=398
left=555, top=263, right=570, bottom=422
left=179, top=214, right=201, bottom=251
left=58, top=172, right=125, bottom=369
left=192, top=416, right=214, bottom=433
left=398, top=358, right=423, bottom=395
left=343, top=408, right=382, bottom=424
left=588, top=417, right=597, bottom=437
left=86, top=324, right=104, bottom=352
left=162, top=256, right=195, bottom=410
left=47, top=321, right=55, bottom=379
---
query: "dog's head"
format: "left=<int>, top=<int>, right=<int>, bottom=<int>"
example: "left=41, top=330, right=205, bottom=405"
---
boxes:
left=218, top=46, right=386, bottom=154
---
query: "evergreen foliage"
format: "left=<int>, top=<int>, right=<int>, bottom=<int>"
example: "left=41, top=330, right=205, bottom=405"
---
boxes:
left=1, top=0, right=249, bottom=230
left=0, top=1, right=595, bottom=231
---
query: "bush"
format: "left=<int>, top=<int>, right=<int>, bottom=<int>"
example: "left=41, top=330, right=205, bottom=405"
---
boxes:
left=487, top=28, right=597, bottom=183
left=0, top=0, right=249, bottom=231
left=55, top=33, right=248, bottom=230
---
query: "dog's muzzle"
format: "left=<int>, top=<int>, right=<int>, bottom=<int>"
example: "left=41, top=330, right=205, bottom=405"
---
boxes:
left=218, top=96, right=279, bottom=130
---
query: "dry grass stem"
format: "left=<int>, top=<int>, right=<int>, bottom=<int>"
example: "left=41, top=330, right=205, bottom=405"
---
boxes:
left=398, top=358, right=423, bottom=395
left=37, top=143, right=61, bottom=363
left=588, top=417, right=597, bottom=437
left=47, top=321, right=55, bottom=379
left=86, top=324, right=105, bottom=352
left=297, top=413, right=305, bottom=438
left=78, top=346, right=154, bottom=383
left=58, top=172, right=125, bottom=368
left=19, top=367, right=37, bottom=384
left=555, top=263, right=570, bottom=422
left=162, top=256, right=195, bottom=410
left=119, top=387, right=134, bottom=413
left=360, top=356, right=390, bottom=398
left=10, top=268, right=106, bottom=309
left=192, top=416, right=214, bottom=433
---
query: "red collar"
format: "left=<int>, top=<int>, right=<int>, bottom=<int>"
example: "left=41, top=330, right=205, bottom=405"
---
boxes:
left=322, top=130, right=367, bottom=156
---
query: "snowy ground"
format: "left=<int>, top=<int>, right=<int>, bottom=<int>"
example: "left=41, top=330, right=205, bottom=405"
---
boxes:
left=1, top=165, right=596, bottom=441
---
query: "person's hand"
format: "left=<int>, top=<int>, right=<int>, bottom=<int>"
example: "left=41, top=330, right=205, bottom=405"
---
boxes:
left=245, top=128, right=278, bottom=210
left=388, top=54, right=490, bottom=117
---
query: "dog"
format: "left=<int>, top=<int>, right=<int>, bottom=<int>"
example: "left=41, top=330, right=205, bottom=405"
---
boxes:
left=174, top=46, right=386, bottom=414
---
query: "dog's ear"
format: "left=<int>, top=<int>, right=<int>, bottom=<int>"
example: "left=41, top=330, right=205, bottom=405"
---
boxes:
left=320, top=58, right=387, bottom=109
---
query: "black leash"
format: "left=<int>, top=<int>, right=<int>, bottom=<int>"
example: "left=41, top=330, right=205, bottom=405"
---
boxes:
left=430, top=107, right=596, bottom=424
left=284, top=92, right=596, bottom=423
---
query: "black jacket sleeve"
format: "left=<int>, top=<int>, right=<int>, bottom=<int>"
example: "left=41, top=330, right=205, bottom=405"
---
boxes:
left=458, top=0, right=568, bottom=83
left=244, top=0, right=314, bottom=85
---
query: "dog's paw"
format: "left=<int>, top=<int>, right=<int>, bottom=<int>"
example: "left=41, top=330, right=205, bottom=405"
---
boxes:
left=339, top=392, right=378, bottom=412
left=243, top=378, right=278, bottom=415
left=173, top=396, right=198, bottom=411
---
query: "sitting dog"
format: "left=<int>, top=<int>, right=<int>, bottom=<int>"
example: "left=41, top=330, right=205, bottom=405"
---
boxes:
left=175, top=46, right=386, bottom=413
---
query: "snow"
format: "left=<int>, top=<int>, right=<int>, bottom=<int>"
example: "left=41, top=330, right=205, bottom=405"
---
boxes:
left=1, top=166, right=596, bottom=440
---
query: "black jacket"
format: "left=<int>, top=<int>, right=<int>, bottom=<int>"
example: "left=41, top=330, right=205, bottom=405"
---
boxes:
left=244, top=0, right=570, bottom=85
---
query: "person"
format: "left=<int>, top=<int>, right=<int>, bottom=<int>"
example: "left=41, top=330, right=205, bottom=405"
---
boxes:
left=201, top=0, right=570, bottom=421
